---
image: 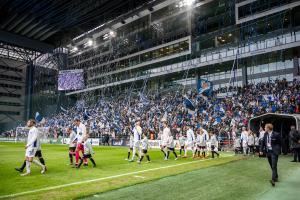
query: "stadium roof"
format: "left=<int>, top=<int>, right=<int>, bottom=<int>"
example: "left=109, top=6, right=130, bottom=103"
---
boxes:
left=0, top=0, right=153, bottom=50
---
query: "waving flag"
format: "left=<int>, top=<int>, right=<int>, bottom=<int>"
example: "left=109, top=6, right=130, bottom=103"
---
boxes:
left=83, top=109, right=90, bottom=120
left=197, top=79, right=213, bottom=96
left=60, top=106, right=68, bottom=113
left=183, top=95, right=195, bottom=113
left=35, top=112, right=45, bottom=124
left=139, top=92, right=150, bottom=106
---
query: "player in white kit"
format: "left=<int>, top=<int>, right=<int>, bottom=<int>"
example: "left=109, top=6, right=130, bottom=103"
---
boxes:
left=137, top=133, right=151, bottom=163
left=73, top=117, right=88, bottom=167
left=167, top=135, right=178, bottom=160
left=196, top=128, right=208, bottom=158
left=161, top=118, right=171, bottom=160
left=125, top=132, right=139, bottom=160
left=184, top=124, right=196, bottom=158
left=178, top=133, right=186, bottom=157
left=67, top=127, right=76, bottom=165
left=129, top=119, right=142, bottom=162
left=15, top=125, right=47, bottom=172
left=21, top=119, right=46, bottom=176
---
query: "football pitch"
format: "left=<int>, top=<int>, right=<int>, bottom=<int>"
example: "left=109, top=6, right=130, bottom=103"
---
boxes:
left=0, top=143, right=299, bottom=200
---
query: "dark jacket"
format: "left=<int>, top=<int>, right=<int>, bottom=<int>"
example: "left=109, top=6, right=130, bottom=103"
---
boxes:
left=290, top=130, right=300, bottom=149
left=260, top=131, right=282, bottom=155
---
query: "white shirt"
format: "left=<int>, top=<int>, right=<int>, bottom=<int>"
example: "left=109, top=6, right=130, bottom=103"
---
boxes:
left=83, top=140, right=93, bottom=155
left=202, top=129, right=209, bottom=142
left=75, top=123, right=87, bottom=143
left=161, top=127, right=171, bottom=144
left=210, top=135, right=218, bottom=146
left=168, top=136, right=175, bottom=148
left=248, top=135, right=255, bottom=146
left=69, top=131, right=76, bottom=147
left=196, top=134, right=206, bottom=146
left=186, top=128, right=195, bottom=142
left=36, top=128, right=43, bottom=150
left=26, top=126, right=39, bottom=148
left=133, top=126, right=142, bottom=142
left=178, top=136, right=186, bottom=146
left=141, top=137, right=150, bottom=150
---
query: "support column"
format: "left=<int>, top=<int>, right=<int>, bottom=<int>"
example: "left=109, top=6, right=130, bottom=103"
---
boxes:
left=24, top=61, right=34, bottom=120
left=293, top=56, right=299, bottom=76
left=242, top=65, right=248, bottom=86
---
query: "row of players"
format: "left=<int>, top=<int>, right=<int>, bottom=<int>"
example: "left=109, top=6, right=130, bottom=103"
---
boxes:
left=15, top=118, right=95, bottom=176
left=125, top=118, right=220, bottom=164
left=16, top=117, right=221, bottom=176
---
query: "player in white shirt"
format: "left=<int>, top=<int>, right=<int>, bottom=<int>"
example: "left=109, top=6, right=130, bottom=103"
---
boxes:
left=234, top=137, right=241, bottom=154
left=129, top=119, right=142, bottom=162
left=125, top=131, right=139, bottom=160
left=178, top=133, right=186, bottom=157
left=167, top=135, right=178, bottom=160
left=137, top=133, right=151, bottom=163
left=247, top=131, right=255, bottom=156
left=21, top=119, right=46, bottom=176
left=76, top=140, right=96, bottom=168
left=241, top=127, right=249, bottom=156
left=196, top=128, right=208, bottom=158
left=73, top=117, right=88, bottom=167
left=67, top=127, right=76, bottom=165
left=161, top=118, right=171, bottom=160
left=15, top=125, right=47, bottom=173
left=184, top=124, right=196, bottom=158
left=209, top=131, right=219, bottom=158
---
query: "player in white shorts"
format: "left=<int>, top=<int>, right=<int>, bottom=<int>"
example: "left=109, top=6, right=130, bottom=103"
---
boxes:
left=184, top=124, right=196, bottom=158
left=15, top=125, right=47, bottom=172
left=125, top=132, right=139, bottom=160
left=178, top=133, right=186, bottom=157
left=21, top=119, right=45, bottom=176
left=137, top=133, right=151, bottom=164
left=167, top=135, right=178, bottom=160
left=161, top=118, right=171, bottom=160
left=196, top=128, right=208, bottom=158
left=209, top=131, right=219, bottom=158
left=129, top=119, right=142, bottom=162
left=73, top=117, right=88, bottom=167
left=67, top=127, right=76, bottom=165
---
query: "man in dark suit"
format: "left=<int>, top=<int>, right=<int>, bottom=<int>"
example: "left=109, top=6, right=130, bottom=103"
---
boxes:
left=260, top=123, right=282, bottom=187
left=289, top=125, right=300, bottom=162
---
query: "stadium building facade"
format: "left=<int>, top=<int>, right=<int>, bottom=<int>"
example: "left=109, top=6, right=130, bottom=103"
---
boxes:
left=65, top=0, right=300, bottom=96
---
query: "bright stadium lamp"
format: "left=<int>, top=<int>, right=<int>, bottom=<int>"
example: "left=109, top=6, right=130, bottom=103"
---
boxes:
left=185, top=0, right=196, bottom=6
left=109, top=30, right=116, bottom=37
left=87, top=39, right=93, bottom=46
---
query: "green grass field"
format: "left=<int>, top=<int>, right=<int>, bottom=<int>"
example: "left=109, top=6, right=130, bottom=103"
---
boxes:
left=0, top=142, right=299, bottom=200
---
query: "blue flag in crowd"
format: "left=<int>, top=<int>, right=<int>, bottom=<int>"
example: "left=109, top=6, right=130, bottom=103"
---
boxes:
left=197, top=79, right=213, bottom=96
left=35, top=112, right=45, bottom=124
left=183, top=95, right=195, bottom=111
left=139, top=92, right=150, bottom=105
left=60, top=106, right=68, bottom=113
left=35, top=112, right=43, bottom=122
left=83, top=109, right=90, bottom=120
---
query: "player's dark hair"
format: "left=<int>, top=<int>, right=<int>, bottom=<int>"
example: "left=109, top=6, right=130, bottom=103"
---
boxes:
left=28, top=119, right=36, bottom=125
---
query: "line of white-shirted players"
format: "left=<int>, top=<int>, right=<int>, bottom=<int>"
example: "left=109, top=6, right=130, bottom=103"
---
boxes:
left=126, top=118, right=220, bottom=164
left=17, top=117, right=220, bottom=176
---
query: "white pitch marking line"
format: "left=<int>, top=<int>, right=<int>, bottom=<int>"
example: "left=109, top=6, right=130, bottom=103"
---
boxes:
left=133, top=175, right=146, bottom=179
left=0, top=154, right=234, bottom=199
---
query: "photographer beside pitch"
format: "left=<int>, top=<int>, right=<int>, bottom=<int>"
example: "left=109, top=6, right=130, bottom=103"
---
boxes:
left=259, top=123, right=282, bottom=187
